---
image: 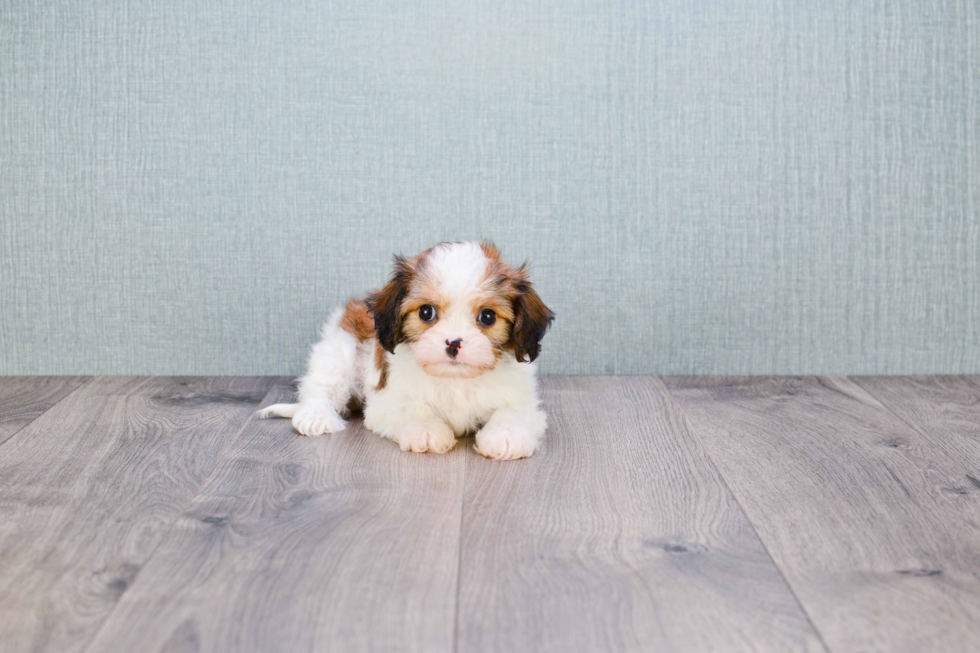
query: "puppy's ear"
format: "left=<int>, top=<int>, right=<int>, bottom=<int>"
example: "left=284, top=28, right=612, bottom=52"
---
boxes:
left=480, top=240, right=501, bottom=260
left=366, top=255, right=414, bottom=353
left=510, top=264, right=554, bottom=363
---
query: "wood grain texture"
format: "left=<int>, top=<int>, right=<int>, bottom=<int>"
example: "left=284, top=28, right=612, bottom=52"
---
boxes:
left=664, top=376, right=980, bottom=653
left=457, top=376, right=825, bottom=653
left=83, top=377, right=465, bottom=653
left=0, top=375, right=275, bottom=653
left=852, top=376, right=980, bottom=494
left=0, top=376, right=89, bottom=445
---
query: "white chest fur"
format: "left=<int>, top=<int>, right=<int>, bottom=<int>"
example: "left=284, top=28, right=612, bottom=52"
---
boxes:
left=363, top=343, right=540, bottom=437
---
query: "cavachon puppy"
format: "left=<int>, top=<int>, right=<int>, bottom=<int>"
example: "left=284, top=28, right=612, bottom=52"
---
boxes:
left=259, top=241, right=554, bottom=460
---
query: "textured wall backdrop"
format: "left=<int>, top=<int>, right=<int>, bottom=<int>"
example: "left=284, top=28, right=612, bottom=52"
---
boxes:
left=1, top=1, right=978, bottom=376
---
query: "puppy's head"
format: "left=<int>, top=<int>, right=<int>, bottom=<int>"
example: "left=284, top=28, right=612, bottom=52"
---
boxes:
left=366, top=241, right=554, bottom=378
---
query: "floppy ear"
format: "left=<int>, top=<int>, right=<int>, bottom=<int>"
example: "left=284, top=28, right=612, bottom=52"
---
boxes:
left=510, top=266, right=554, bottom=363
left=365, top=255, right=413, bottom=353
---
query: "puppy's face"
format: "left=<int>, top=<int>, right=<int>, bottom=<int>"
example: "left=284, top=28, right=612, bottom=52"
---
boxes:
left=366, top=242, right=554, bottom=378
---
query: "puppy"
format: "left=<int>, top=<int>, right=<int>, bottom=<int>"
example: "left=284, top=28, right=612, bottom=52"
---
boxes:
left=259, top=241, right=554, bottom=460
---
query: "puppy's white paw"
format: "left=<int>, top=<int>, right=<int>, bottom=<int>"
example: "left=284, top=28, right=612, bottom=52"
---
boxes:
left=397, top=422, right=456, bottom=454
left=292, top=405, right=346, bottom=436
left=475, top=422, right=538, bottom=460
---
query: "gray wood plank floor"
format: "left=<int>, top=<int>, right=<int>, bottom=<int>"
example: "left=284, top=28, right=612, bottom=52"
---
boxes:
left=457, top=377, right=824, bottom=653
left=0, top=376, right=275, bottom=653
left=664, top=376, right=980, bottom=653
left=85, top=377, right=465, bottom=653
left=0, top=376, right=89, bottom=445
left=0, top=375, right=978, bottom=653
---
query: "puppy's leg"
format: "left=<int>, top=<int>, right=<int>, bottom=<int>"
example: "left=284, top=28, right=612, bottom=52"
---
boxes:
left=396, top=420, right=457, bottom=454
left=475, top=407, right=547, bottom=461
left=259, top=308, right=357, bottom=436
left=364, top=396, right=457, bottom=454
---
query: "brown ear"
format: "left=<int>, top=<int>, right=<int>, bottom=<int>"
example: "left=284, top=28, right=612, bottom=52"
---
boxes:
left=480, top=240, right=501, bottom=260
left=510, top=265, right=554, bottom=363
left=365, top=255, right=414, bottom=353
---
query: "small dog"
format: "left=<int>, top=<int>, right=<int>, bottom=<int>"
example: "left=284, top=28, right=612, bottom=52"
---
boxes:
left=259, top=241, right=554, bottom=460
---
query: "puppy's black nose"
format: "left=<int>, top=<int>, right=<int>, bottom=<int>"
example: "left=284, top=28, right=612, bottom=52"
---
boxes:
left=445, top=338, right=462, bottom=358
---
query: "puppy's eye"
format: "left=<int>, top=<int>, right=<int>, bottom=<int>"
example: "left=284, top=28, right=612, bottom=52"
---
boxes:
left=478, top=308, right=497, bottom=327
left=418, top=304, right=437, bottom=323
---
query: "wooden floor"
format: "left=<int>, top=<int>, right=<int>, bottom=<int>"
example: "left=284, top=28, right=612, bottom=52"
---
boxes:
left=1, top=376, right=979, bottom=653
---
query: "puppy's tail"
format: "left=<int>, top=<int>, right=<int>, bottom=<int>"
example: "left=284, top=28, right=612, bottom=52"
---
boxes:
left=257, top=403, right=300, bottom=419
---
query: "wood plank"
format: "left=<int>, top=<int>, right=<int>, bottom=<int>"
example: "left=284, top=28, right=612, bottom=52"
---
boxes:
left=664, top=376, right=980, bottom=653
left=852, top=376, right=980, bottom=496
left=83, top=377, right=465, bottom=653
left=0, top=375, right=275, bottom=653
left=457, top=376, right=825, bottom=653
left=0, top=376, right=90, bottom=445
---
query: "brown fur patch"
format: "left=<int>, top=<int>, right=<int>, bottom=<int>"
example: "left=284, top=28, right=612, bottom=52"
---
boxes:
left=479, top=259, right=554, bottom=363
left=469, top=293, right=515, bottom=350
left=365, top=258, right=415, bottom=351
left=399, top=308, right=437, bottom=343
left=509, top=265, right=554, bottom=362
left=480, top=240, right=501, bottom=260
left=365, top=248, right=436, bottom=353
left=339, top=298, right=375, bottom=342
left=399, top=284, right=451, bottom=344
left=374, top=340, right=389, bottom=390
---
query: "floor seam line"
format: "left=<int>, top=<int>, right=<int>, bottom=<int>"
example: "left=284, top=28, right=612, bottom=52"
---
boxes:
left=452, top=443, right=468, bottom=653
left=847, top=376, right=935, bottom=442
left=182, top=375, right=284, bottom=503
left=658, top=376, right=835, bottom=653
left=0, top=376, right=95, bottom=451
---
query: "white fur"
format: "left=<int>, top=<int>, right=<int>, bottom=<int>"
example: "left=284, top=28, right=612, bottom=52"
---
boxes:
left=259, top=242, right=547, bottom=460
left=257, top=308, right=357, bottom=436
left=426, top=242, right=487, bottom=295
left=364, top=344, right=545, bottom=457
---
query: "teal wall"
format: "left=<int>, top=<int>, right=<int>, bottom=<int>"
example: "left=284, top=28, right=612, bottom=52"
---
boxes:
left=2, top=1, right=978, bottom=376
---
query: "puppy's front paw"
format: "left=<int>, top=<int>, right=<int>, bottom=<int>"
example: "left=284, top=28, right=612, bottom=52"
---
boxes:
left=397, top=422, right=456, bottom=454
left=475, top=422, right=538, bottom=461
left=292, top=405, right=346, bottom=436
